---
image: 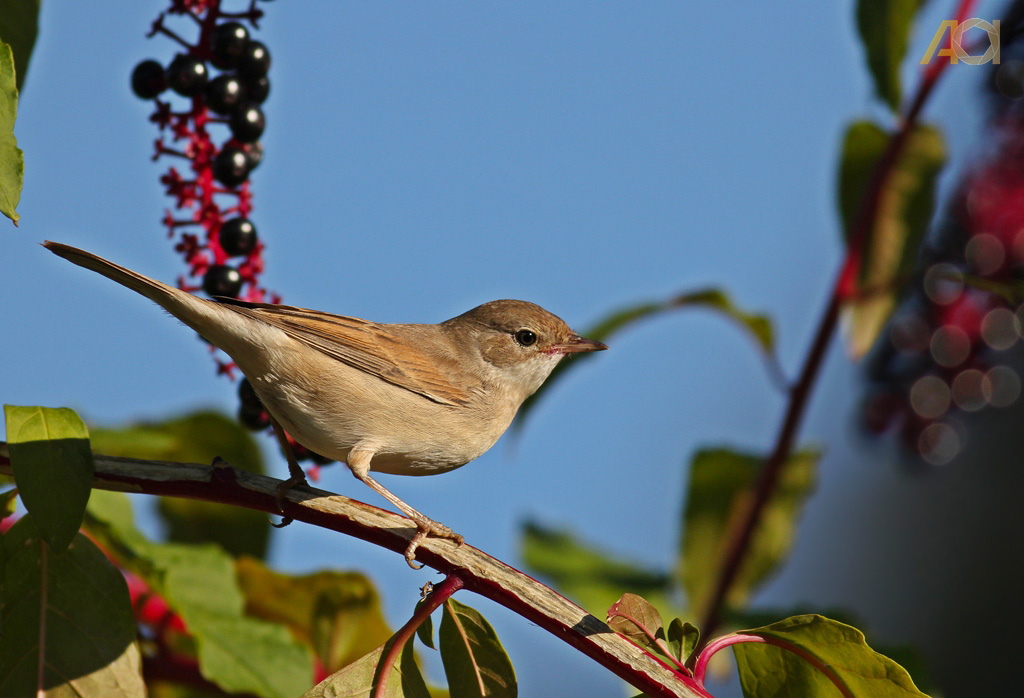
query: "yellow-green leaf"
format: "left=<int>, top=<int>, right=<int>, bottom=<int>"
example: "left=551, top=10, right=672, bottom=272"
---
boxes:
left=667, top=618, right=699, bottom=665
left=414, top=597, right=436, bottom=650
left=5, top=405, right=93, bottom=552
left=84, top=492, right=313, bottom=698
left=679, top=448, right=819, bottom=620
left=735, top=614, right=930, bottom=697
left=439, top=599, right=517, bottom=698
left=302, top=639, right=430, bottom=698
left=520, top=520, right=673, bottom=617
left=838, top=120, right=946, bottom=357
left=0, top=42, right=21, bottom=225
left=856, top=0, right=928, bottom=112
left=235, top=556, right=392, bottom=674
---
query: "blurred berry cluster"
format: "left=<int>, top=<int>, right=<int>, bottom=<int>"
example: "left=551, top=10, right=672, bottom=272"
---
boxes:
left=132, top=0, right=334, bottom=474
left=862, top=8, right=1024, bottom=465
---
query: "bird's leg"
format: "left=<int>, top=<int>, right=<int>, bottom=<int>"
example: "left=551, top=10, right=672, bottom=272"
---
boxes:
left=268, top=414, right=308, bottom=512
left=348, top=447, right=464, bottom=569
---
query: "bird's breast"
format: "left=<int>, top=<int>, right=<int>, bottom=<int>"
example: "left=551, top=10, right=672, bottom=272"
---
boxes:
left=241, top=344, right=517, bottom=476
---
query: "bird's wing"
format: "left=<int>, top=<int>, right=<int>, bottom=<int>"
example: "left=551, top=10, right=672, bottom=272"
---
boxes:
left=220, top=300, right=474, bottom=406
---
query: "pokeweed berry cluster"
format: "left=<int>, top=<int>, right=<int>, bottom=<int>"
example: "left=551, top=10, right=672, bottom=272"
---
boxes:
left=132, top=0, right=334, bottom=475
left=861, top=49, right=1024, bottom=467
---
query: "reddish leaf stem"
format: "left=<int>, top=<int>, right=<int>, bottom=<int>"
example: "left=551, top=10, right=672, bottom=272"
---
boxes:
left=696, top=0, right=975, bottom=645
left=372, top=574, right=464, bottom=698
left=693, top=632, right=854, bottom=698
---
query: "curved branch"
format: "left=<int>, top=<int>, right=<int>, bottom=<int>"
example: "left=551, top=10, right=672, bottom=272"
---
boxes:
left=374, top=574, right=463, bottom=698
left=0, top=446, right=703, bottom=698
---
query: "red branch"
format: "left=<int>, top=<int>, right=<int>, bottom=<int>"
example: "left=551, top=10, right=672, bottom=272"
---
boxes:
left=0, top=451, right=704, bottom=698
left=372, top=574, right=464, bottom=697
left=696, top=0, right=977, bottom=644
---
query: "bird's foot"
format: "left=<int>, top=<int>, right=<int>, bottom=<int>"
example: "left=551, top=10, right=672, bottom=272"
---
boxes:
left=404, top=517, right=464, bottom=569
left=272, top=470, right=309, bottom=528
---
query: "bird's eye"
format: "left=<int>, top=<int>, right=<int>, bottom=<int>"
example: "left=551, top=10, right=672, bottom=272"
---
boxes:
left=514, top=329, right=537, bottom=346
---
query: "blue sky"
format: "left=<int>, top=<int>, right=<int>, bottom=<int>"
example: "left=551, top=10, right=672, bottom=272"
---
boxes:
left=1, top=2, right=1002, bottom=695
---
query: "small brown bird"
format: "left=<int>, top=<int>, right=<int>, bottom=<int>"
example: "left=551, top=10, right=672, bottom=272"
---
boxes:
left=44, top=242, right=607, bottom=566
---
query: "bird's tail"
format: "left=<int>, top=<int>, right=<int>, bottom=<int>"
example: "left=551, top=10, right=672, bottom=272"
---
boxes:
left=42, top=241, right=233, bottom=342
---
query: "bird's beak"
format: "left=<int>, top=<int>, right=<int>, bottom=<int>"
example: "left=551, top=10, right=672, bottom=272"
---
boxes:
left=548, top=335, right=608, bottom=355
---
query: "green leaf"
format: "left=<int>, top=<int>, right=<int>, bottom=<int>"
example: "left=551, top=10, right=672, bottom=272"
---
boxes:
left=0, top=516, right=145, bottom=697
left=666, top=289, right=774, bottom=354
left=734, top=614, right=929, bottom=697
left=606, top=593, right=670, bottom=660
left=520, top=521, right=673, bottom=616
left=856, top=0, right=927, bottom=112
left=679, top=448, right=819, bottom=620
left=0, top=42, right=21, bottom=225
left=302, top=639, right=430, bottom=698
left=414, top=597, right=436, bottom=650
left=667, top=618, right=699, bottom=664
left=516, top=288, right=776, bottom=428
left=439, top=599, right=517, bottom=698
left=235, top=555, right=393, bottom=674
left=0, top=0, right=39, bottom=92
left=84, top=490, right=147, bottom=551
left=189, top=609, right=314, bottom=698
left=0, top=487, right=17, bottom=520
left=90, top=410, right=270, bottom=558
left=5, top=405, right=93, bottom=552
left=158, top=547, right=313, bottom=698
left=838, top=120, right=946, bottom=357
left=84, top=492, right=314, bottom=698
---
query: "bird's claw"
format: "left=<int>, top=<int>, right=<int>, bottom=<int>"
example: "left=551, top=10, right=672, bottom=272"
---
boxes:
left=272, top=472, right=308, bottom=530
left=404, top=519, right=464, bottom=569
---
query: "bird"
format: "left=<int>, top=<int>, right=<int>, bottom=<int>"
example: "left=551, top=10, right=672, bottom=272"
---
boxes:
left=44, top=241, right=607, bottom=566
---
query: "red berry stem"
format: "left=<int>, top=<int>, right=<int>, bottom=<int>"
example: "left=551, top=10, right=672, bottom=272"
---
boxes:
left=134, top=2, right=332, bottom=469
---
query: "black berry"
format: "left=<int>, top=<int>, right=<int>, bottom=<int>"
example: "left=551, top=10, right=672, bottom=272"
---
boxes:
left=212, top=146, right=251, bottom=187
left=309, top=451, right=335, bottom=465
left=238, top=377, right=263, bottom=409
left=229, top=103, right=265, bottom=143
left=210, top=21, right=250, bottom=69
left=131, top=59, right=166, bottom=99
left=245, top=142, right=263, bottom=170
left=166, top=54, right=208, bottom=97
left=205, top=75, right=244, bottom=115
left=203, top=264, right=243, bottom=297
left=220, top=217, right=258, bottom=257
left=238, top=402, right=270, bottom=430
left=237, top=41, right=271, bottom=78
left=244, top=75, right=270, bottom=104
